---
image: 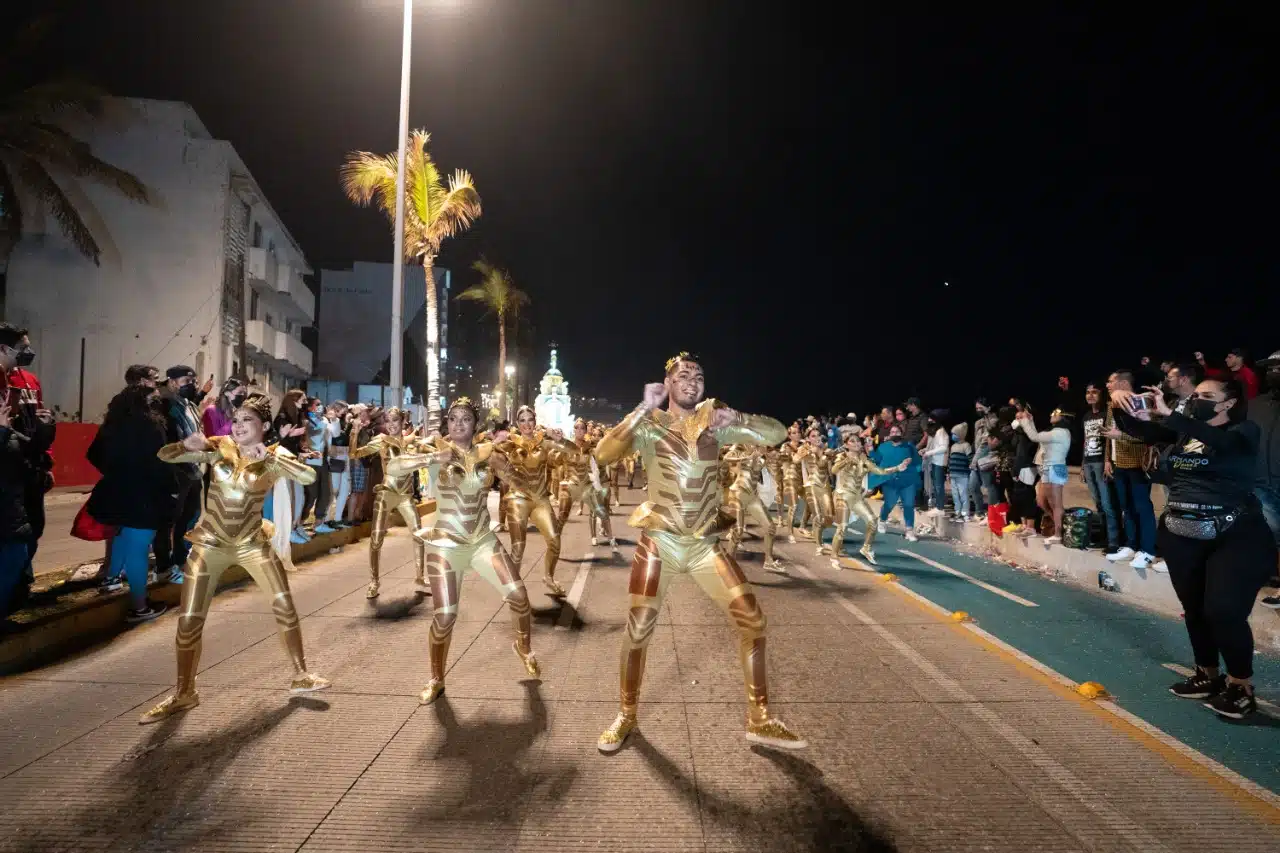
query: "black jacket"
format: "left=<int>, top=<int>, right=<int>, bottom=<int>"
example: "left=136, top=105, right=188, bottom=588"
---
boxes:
left=1249, top=392, right=1279, bottom=489
left=85, top=415, right=177, bottom=530
left=0, top=426, right=31, bottom=540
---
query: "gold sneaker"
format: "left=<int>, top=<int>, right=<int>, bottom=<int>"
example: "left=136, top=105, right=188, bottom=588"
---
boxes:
left=542, top=575, right=566, bottom=598
left=290, top=673, right=331, bottom=694
left=419, top=679, right=445, bottom=705
left=366, top=581, right=380, bottom=600
left=138, top=692, right=199, bottom=724
left=514, top=642, right=541, bottom=678
left=859, top=546, right=878, bottom=566
left=597, top=713, right=637, bottom=754
left=745, top=717, right=808, bottom=750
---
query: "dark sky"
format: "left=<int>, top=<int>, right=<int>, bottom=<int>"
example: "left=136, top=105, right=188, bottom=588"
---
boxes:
left=32, top=1, right=1280, bottom=422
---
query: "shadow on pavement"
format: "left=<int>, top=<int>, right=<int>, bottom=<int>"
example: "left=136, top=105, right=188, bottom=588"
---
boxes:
left=634, top=736, right=898, bottom=852
left=369, top=592, right=429, bottom=620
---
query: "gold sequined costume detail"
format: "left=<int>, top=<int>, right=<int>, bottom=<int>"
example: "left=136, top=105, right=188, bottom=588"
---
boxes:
left=832, top=449, right=904, bottom=564
left=556, top=435, right=614, bottom=543
left=353, top=433, right=432, bottom=598
left=492, top=429, right=570, bottom=595
left=723, top=445, right=778, bottom=568
left=776, top=440, right=804, bottom=537
left=797, top=443, right=836, bottom=551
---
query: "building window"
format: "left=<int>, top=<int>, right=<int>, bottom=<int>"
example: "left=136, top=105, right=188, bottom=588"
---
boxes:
left=250, top=290, right=259, bottom=321
left=252, top=222, right=263, bottom=248
left=265, top=312, right=274, bottom=329
left=285, top=319, right=293, bottom=335
left=268, top=239, right=275, bottom=255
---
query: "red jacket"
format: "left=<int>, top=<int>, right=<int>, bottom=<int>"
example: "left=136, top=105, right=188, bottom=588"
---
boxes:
left=1204, top=365, right=1260, bottom=399
left=1, top=368, right=55, bottom=484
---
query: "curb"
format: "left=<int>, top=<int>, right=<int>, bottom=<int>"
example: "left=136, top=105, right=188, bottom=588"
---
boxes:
left=0, top=501, right=435, bottom=674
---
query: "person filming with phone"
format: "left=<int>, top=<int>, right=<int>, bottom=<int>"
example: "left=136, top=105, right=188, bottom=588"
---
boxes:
left=1109, top=377, right=1276, bottom=719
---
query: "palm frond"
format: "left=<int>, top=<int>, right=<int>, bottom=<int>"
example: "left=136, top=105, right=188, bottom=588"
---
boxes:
left=458, top=257, right=528, bottom=318
left=18, top=158, right=99, bottom=263
left=2, top=79, right=109, bottom=123
left=0, top=162, right=23, bottom=239
left=12, top=122, right=149, bottom=202
left=340, top=149, right=399, bottom=219
left=424, top=169, right=481, bottom=250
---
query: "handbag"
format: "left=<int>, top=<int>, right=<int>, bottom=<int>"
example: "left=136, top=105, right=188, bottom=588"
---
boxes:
left=71, top=501, right=117, bottom=542
left=1162, top=507, right=1238, bottom=541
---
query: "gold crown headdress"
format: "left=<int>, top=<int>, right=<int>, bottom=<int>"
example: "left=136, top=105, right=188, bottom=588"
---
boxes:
left=665, top=351, right=698, bottom=374
left=238, top=393, right=273, bottom=424
left=448, top=396, right=479, bottom=418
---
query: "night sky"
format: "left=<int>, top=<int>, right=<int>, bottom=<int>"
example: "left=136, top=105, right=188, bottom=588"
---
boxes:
left=29, top=1, right=1279, bottom=422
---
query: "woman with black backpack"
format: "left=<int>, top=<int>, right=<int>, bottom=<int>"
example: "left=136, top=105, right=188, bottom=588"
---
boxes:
left=1111, top=378, right=1276, bottom=719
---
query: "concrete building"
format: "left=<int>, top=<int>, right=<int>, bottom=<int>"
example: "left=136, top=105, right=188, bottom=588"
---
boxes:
left=314, top=261, right=452, bottom=409
left=2, top=98, right=313, bottom=418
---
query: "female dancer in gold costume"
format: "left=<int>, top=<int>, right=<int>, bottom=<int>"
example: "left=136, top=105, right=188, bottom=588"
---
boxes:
left=594, top=354, right=806, bottom=753
left=492, top=405, right=570, bottom=596
left=557, top=418, right=619, bottom=554
left=796, top=427, right=836, bottom=555
left=415, top=398, right=540, bottom=704
left=140, top=395, right=330, bottom=723
left=723, top=444, right=784, bottom=573
left=352, top=407, right=429, bottom=600
left=776, top=424, right=805, bottom=543
left=831, top=432, right=908, bottom=568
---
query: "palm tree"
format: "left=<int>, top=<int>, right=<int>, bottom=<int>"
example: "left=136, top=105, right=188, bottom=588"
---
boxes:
left=0, top=18, right=149, bottom=264
left=341, top=130, right=480, bottom=429
left=457, top=258, right=529, bottom=417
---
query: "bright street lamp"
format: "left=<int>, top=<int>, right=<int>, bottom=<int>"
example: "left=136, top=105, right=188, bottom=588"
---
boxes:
left=387, top=0, right=414, bottom=408
left=504, top=363, right=516, bottom=422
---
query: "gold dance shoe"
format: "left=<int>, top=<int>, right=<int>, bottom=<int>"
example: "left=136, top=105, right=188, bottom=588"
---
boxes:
left=745, top=717, right=808, bottom=750
left=138, top=692, right=199, bottom=725
left=419, top=679, right=445, bottom=704
left=597, top=712, right=638, bottom=754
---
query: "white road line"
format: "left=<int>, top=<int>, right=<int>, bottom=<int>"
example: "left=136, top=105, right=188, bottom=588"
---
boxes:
left=791, top=564, right=1169, bottom=850
left=555, top=556, right=594, bottom=630
left=898, top=548, right=1038, bottom=607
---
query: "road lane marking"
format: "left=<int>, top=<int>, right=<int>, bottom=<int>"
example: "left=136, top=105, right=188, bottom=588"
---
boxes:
left=898, top=548, right=1038, bottom=607
left=555, top=559, right=593, bottom=631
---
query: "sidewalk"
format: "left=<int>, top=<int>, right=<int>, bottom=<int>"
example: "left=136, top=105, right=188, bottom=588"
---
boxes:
left=0, top=487, right=1275, bottom=852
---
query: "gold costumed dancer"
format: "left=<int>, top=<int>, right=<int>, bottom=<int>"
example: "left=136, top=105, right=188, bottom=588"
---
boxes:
left=764, top=445, right=784, bottom=514
left=796, top=427, right=836, bottom=555
left=776, top=423, right=805, bottom=543
left=595, top=353, right=806, bottom=753
left=724, top=444, right=784, bottom=573
left=557, top=418, right=619, bottom=554
left=493, top=405, right=571, bottom=597
left=141, top=395, right=330, bottom=723
left=416, top=398, right=540, bottom=704
left=831, top=432, right=909, bottom=568
left=352, top=407, right=430, bottom=600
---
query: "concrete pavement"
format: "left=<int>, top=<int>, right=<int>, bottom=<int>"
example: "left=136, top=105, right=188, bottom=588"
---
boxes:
left=0, top=486, right=1276, bottom=852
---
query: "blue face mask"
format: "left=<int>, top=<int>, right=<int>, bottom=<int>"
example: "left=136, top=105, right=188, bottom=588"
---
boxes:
left=308, top=410, right=322, bottom=422
left=951, top=433, right=960, bottom=442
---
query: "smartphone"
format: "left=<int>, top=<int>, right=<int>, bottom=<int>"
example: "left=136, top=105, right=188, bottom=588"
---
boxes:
left=1131, top=395, right=1150, bottom=412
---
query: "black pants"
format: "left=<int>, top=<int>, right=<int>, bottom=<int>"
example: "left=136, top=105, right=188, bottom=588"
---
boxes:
left=154, top=478, right=201, bottom=570
left=300, top=461, right=329, bottom=525
left=1007, top=480, right=1038, bottom=526
left=1158, top=512, right=1278, bottom=680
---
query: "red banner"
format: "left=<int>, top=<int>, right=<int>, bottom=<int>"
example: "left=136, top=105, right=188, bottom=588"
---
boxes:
left=50, top=423, right=101, bottom=487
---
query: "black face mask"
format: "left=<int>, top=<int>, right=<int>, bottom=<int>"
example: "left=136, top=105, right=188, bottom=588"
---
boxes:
left=178, top=384, right=200, bottom=402
left=15, top=346, right=35, bottom=367
left=1187, top=397, right=1224, bottom=423
left=231, top=393, right=247, bottom=408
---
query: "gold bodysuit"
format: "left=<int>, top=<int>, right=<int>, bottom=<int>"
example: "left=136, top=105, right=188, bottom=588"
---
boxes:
left=140, top=438, right=329, bottom=723
left=593, top=399, right=805, bottom=751
left=353, top=432, right=431, bottom=598
left=723, top=445, right=780, bottom=570
left=492, top=429, right=571, bottom=596
left=831, top=449, right=904, bottom=564
left=413, top=437, right=539, bottom=703
left=796, top=443, right=836, bottom=552
left=776, top=440, right=805, bottom=537
left=557, top=435, right=615, bottom=545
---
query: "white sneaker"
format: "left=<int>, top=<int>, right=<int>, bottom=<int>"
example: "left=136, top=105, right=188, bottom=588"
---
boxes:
left=877, top=522, right=886, bottom=535
left=1044, top=536, right=1062, bottom=545
left=590, top=537, right=599, bottom=547
left=1151, top=559, right=1168, bottom=573
left=1106, top=547, right=1135, bottom=562
left=1130, top=551, right=1153, bottom=570
left=787, top=535, right=797, bottom=544
left=904, top=531, right=919, bottom=542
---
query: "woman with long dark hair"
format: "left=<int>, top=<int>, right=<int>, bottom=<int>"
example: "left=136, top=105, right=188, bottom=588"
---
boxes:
left=201, top=378, right=247, bottom=438
left=85, top=385, right=175, bottom=622
left=1111, top=378, right=1276, bottom=719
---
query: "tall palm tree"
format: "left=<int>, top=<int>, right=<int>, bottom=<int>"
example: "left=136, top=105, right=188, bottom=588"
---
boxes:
left=341, top=130, right=480, bottom=429
left=0, top=18, right=149, bottom=264
left=457, top=258, right=529, bottom=417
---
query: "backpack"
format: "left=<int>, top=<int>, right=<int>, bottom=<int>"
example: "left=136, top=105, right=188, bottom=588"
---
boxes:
left=1062, top=507, right=1096, bottom=550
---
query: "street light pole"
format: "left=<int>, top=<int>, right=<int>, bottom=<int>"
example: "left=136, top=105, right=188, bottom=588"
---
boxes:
left=388, top=0, right=413, bottom=406
left=504, top=363, right=516, bottom=422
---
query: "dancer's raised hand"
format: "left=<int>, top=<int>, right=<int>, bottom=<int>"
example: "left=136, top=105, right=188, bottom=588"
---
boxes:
left=641, top=383, right=667, bottom=412
left=710, top=406, right=740, bottom=430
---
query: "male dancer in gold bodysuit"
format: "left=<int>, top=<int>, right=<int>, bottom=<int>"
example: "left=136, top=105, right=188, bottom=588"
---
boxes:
left=413, top=398, right=540, bottom=704
left=557, top=418, right=619, bottom=555
left=492, top=405, right=571, bottom=596
left=831, top=432, right=908, bottom=568
left=723, top=444, right=784, bottom=573
left=141, top=395, right=329, bottom=722
left=352, top=408, right=430, bottom=600
left=776, top=424, right=805, bottom=543
left=594, top=353, right=806, bottom=753
left=796, top=426, right=836, bottom=555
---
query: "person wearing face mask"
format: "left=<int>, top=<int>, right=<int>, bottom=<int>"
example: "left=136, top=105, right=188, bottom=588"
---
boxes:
left=870, top=424, right=921, bottom=542
left=154, top=365, right=206, bottom=584
left=1250, top=351, right=1280, bottom=609
left=202, top=379, right=247, bottom=438
left=1111, top=379, right=1275, bottom=719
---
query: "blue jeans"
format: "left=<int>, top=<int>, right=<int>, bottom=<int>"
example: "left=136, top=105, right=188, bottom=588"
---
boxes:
left=930, top=464, right=947, bottom=509
left=1257, top=486, right=1280, bottom=545
left=979, top=468, right=1003, bottom=505
left=1112, top=468, right=1156, bottom=555
left=880, top=479, right=918, bottom=529
left=1082, top=461, right=1120, bottom=549
left=0, top=540, right=30, bottom=618
left=950, top=471, right=971, bottom=516
left=970, top=467, right=987, bottom=513
left=108, top=527, right=157, bottom=609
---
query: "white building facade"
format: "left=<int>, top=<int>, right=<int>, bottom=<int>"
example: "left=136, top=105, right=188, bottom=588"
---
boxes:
left=3, top=98, right=313, bottom=419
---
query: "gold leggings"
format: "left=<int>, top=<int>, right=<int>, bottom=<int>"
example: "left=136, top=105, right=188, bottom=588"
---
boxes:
left=422, top=535, right=533, bottom=683
left=805, top=484, right=835, bottom=544
left=172, top=540, right=308, bottom=697
left=781, top=479, right=802, bottom=535
left=558, top=481, right=613, bottom=540
left=619, top=531, right=770, bottom=724
left=503, top=492, right=563, bottom=582
left=728, top=489, right=776, bottom=564
left=370, top=491, right=425, bottom=586
left=833, top=490, right=877, bottom=557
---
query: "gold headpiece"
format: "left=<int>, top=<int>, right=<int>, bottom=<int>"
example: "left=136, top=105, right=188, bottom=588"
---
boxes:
left=238, top=393, right=272, bottom=424
left=516, top=404, right=535, bottom=420
left=448, top=396, right=480, bottom=418
left=665, top=351, right=698, bottom=374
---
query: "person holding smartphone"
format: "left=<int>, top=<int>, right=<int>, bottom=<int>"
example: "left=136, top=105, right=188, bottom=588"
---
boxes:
left=1110, top=378, right=1275, bottom=719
